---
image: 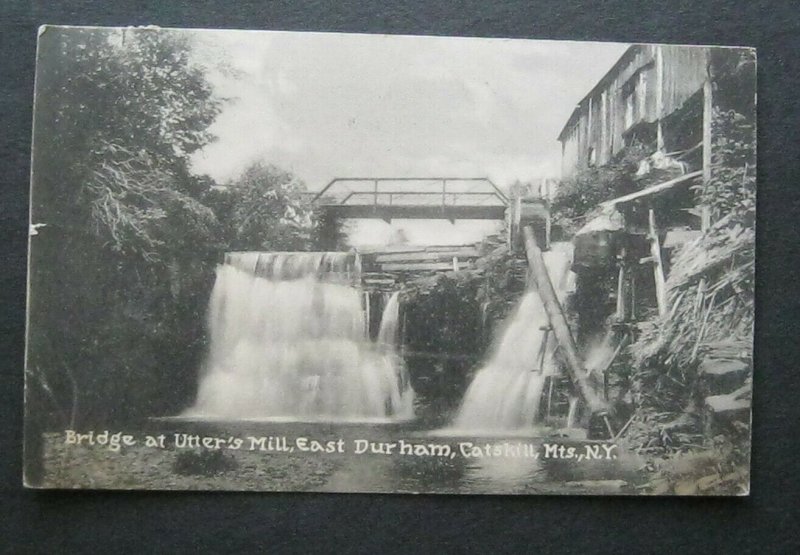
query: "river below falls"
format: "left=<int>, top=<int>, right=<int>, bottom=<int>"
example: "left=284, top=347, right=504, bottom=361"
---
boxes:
left=40, top=420, right=646, bottom=495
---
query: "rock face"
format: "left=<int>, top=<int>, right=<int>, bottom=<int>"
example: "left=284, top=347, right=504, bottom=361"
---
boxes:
left=698, top=358, right=750, bottom=398
left=397, top=241, right=532, bottom=424
left=698, top=354, right=752, bottom=435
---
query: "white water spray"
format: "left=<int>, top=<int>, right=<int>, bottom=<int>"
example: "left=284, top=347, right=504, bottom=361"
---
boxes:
left=453, top=242, right=575, bottom=431
left=186, top=252, right=413, bottom=420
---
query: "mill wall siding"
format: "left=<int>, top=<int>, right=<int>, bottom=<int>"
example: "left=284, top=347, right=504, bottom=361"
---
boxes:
left=559, top=45, right=710, bottom=179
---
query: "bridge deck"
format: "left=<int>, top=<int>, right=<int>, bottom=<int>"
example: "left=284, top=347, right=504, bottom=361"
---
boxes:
left=313, top=177, right=508, bottom=222
left=322, top=204, right=506, bottom=220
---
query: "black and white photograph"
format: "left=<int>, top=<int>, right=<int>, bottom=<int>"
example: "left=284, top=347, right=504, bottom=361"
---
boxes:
left=24, top=26, right=756, bottom=495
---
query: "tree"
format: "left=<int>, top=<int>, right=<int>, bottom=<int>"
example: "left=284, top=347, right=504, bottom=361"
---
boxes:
left=27, top=27, right=223, bottom=429
left=213, top=162, right=317, bottom=252
left=32, top=27, right=222, bottom=259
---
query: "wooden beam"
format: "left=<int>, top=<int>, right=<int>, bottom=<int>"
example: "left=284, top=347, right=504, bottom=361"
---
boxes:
left=381, top=262, right=470, bottom=272
left=648, top=209, right=668, bottom=316
left=358, top=243, right=477, bottom=254
left=522, top=226, right=607, bottom=416
left=322, top=204, right=507, bottom=220
left=656, top=45, right=665, bottom=151
left=701, top=77, right=713, bottom=231
left=599, top=170, right=703, bottom=208
left=339, top=190, right=502, bottom=197
left=374, top=249, right=478, bottom=263
left=426, top=244, right=480, bottom=253
left=615, top=250, right=627, bottom=321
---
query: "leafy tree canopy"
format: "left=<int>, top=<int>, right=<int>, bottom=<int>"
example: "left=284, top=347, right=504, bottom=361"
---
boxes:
left=211, top=161, right=318, bottom=252
left=32, top=27, right=222, bottom=262
left=28, top=27, right=226, bottom=426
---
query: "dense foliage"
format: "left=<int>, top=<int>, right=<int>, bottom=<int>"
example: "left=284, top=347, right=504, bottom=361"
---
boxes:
left=208, top=162, right=317, bottom=252
left=551, top=143, right=650, bottom=234
left=27, top=28, right=224, bottom=429
left=623, top=51, right=755, bottom=481
left=629, top=48, right=756, bottom=397
left=698, top=47, right=756, bottom=226
left=26, top=28, right=326, bottom=433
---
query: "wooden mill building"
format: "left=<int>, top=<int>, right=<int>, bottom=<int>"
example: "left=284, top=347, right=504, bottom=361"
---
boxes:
left=558, top=44, right=711, bottom=179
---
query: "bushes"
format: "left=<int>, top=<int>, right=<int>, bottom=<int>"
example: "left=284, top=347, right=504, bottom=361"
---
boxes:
left=623, top=90, right=755, bottom=466
left=551, top=143, right=650, bottom=234
left=695, top=107, right=756, bottom=226
left=629, top=98, right=756, bottom=406
left=26, top=28, right=332, bottom=430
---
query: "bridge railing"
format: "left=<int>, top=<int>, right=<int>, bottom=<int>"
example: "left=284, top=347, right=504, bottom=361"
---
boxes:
left=311, top=177, right=509, bottom=207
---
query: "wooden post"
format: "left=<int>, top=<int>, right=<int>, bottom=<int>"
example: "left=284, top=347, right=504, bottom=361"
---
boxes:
left=452, top=256, right=459, bottom=272
left=544, top=207, right=552, bottom=251
left=364, top=290, right=371, bottom=338
left=656, top=45, right=665, bottom=151
left=513, top=195, right=521, bottom=250
left=536, top=326, right=550, bottom=374
left=615, top=248, right=627, bottom=321
left=701, top=77, right=713, bottom=231
left=600, top=90, right=607, bottom=161
left=522, top=226, right=607, bottom=415
left=648, top=209, right=668, bottom=316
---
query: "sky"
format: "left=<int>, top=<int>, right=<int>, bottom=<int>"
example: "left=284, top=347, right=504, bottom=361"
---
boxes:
left=188, top=30, right=629, bottom=246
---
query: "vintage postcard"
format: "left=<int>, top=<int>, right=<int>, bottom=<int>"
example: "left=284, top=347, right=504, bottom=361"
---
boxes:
left=25, top=26, right=755, bottom=495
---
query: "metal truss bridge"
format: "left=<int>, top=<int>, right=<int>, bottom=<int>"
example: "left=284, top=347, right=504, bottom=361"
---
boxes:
left=311, top=177, right=508, bottom=222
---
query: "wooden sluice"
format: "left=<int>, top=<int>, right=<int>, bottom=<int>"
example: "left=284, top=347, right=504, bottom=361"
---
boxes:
left=522, top=226, right=613, bottom=437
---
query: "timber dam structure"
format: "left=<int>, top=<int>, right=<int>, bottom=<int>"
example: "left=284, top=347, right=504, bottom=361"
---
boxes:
left=188, top=176, right=614, bottom=436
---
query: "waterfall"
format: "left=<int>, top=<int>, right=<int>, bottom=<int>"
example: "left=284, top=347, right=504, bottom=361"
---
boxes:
left=378, top=292, right=400, bottom=346
left=566, top=396, right=580, bottom=428
left=453, top=242, right=575, bottom=431
left=377, top=292, right=414, bottom=415
left=186, top=252, right=413, bottom=421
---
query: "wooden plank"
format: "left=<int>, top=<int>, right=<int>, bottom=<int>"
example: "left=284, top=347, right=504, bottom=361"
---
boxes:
left=375, top=249, right=479, bottom=263
left=357, top=245, right=426, bottom=254
left=402, top=350, right=479, bottom=362
left=359, top=243, right=478, bottom=255
left=599, top=170, right=703, bottom=208
left=381, top=262, right=470, bottom=272
left=425, top=244, right=480, bottom=252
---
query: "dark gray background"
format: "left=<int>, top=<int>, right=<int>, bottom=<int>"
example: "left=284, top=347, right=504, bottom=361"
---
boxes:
left=2, top=1, right=798, bottom=552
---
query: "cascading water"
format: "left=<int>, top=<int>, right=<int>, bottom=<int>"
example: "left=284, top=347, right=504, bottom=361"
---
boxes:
left=376, top=292, right=414, bottom=416
left=566, top=396, right=580, bottom=428
left=377, top=292, right=401, bottom=346
left=186, top=251, right=414, bottom=421
left=453, top=242, right=576, bottom=431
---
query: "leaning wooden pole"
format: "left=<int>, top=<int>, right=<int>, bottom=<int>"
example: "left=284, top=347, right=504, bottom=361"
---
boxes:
left=522, top=226, right=608, bottom=418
